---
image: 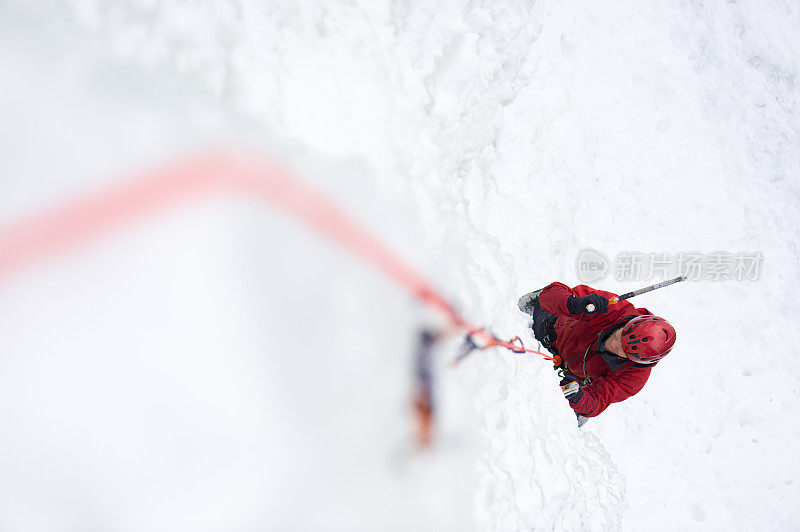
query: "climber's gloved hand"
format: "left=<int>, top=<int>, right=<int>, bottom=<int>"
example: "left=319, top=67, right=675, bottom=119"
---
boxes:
left=560, top=374, right=584, bottom=403
left=567, top=293, right=609, bottom=315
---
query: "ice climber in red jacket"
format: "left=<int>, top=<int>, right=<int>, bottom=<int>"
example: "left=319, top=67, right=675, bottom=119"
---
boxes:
left=518, top=282, right=676, bottom=426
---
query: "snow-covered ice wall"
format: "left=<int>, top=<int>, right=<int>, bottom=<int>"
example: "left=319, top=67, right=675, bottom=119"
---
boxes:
left=1, top=1, right=799, bottom=531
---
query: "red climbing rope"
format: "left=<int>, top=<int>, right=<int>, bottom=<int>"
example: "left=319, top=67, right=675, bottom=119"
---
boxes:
left=460, top=329, right=555, bottom=363
left=0, top=149, right=553, bottom=364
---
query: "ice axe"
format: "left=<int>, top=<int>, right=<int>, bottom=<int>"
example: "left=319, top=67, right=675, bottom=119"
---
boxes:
left=584, top=275, right=687, bottom=312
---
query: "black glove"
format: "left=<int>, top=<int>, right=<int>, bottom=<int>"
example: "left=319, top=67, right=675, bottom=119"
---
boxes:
left=567, top=294, right=609, bottom=315
left=560, top=375, right=584, bottom=403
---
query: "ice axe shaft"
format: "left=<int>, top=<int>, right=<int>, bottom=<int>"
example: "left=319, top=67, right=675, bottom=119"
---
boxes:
left=585, top=275, right=687, bottom=312
left=610, top=275, right=687, bottom=304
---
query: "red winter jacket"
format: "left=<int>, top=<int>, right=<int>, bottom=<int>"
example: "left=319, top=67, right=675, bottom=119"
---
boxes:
left=539, top=282, right=654, bottom=418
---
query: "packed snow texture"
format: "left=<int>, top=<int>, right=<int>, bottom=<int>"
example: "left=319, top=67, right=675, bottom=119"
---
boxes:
left=1, top=1, right=799, bottom=530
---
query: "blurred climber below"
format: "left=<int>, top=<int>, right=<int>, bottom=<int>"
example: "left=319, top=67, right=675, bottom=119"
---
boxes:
left=517, top=282, right=676, bottom=427
left=411, top=329, right=437, bottom=449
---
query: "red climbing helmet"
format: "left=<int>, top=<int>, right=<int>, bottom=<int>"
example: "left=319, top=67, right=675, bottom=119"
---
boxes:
left=621, top=315, right=676, bottom=364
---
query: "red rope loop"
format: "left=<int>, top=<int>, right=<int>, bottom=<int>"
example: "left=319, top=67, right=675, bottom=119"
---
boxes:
left=461, top=328, right=556, bottom=363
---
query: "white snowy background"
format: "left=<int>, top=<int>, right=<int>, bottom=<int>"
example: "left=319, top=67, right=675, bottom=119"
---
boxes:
left=1, top=1, right=799, bottom=530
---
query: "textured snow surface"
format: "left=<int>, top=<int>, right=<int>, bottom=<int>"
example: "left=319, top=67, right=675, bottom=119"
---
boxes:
left=1, top=1, right=799, bottom=530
